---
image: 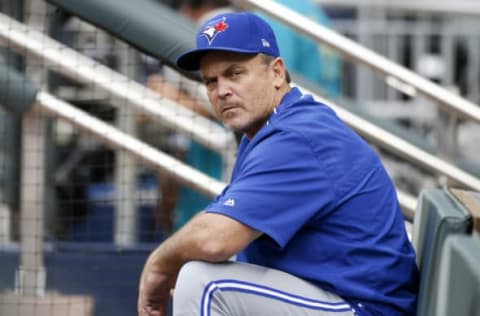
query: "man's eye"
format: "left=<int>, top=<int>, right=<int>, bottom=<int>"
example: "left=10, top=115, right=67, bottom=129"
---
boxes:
left=204, top=80, right=217, bottom=91
left=231, top=70, right=243, bottom=77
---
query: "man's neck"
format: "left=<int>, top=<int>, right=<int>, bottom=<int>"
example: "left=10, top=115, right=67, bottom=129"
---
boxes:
left=244, top=84, right=291, bottom=140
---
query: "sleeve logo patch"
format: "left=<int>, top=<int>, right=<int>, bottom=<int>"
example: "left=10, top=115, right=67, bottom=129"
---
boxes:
left=223, top=198, right=235, bottom=207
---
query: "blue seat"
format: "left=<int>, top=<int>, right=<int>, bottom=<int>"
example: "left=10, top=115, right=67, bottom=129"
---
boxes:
left=412, top=188, right=472, bottom=316
left=436, top=233, right=480, bottom=316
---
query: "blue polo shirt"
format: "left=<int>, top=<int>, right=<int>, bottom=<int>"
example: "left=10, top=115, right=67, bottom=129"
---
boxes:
left=205, top=87, right=418, bottom=315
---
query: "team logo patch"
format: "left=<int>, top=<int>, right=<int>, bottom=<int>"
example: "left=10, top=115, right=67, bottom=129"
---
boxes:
left=201, top=17, right=228, bottom=45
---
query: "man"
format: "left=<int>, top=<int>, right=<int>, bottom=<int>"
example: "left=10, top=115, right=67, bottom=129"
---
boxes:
left=138, top=12, right=418, bottom=316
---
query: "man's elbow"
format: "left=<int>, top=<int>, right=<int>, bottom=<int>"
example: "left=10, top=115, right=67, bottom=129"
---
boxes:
left=197, top=238, right=236, bottom=262
left=184, top=213, right=260, bottom=262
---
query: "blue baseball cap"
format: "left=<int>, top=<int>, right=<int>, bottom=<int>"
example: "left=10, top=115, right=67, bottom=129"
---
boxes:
left=176, top=12, right=280, bottom=71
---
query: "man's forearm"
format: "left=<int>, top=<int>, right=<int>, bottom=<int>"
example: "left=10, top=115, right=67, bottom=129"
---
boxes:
left=142, top=212, right=260, bottom=277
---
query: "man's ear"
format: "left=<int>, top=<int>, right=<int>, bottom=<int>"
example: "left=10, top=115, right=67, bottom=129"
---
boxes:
left=271, top=57, right=287, bottom=88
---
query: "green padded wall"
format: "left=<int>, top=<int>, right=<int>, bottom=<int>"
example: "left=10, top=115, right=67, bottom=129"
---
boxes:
left=46, top=0, right=199, bottom=80
left=412, top=188, right=472, bottom=316
left=436, top=233, right=480, bottom=316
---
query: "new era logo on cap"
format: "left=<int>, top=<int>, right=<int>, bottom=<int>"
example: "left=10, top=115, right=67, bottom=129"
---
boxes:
left=176, top=12, right=280, bottom=71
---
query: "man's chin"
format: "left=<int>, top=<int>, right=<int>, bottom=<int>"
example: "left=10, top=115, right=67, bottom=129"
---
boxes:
left=223, top=116, right=265, bottom=136
left=226, top=123, right=245, bottom=133
left=222, top=118, right=244, bottom=131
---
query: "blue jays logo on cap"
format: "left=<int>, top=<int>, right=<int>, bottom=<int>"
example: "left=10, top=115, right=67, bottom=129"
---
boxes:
left=201, top=17, right=228, bottom=45
left=176, top=12, right=280, bottom=71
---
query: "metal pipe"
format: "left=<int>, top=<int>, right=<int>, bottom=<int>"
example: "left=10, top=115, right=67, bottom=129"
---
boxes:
left=313, top=0, right=480, bottom=16
left=15, top=0, right=47, bottom=298
left=35, top=91, right=226, bottom=198
left=114, top=40, right=138, bottom=246
left=37, top=90, right=418, bottom=219
left=296, top=84, right=480, bottom=213
left=17, top=109, right=46, bottom=297
left=306, top=89, right=480, bottom=192
left=0, top=12, right=236, bottom=155
left=233, top=0, right=480, bottom=125
left=0, top=8, right=471, bottom=216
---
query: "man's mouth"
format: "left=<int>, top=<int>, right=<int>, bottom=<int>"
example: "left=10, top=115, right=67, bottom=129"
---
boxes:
left=222, top=105, right=239, bottom=114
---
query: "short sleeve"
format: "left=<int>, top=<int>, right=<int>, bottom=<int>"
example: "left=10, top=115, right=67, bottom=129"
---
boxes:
left=205, top=129, right=335, bottom=248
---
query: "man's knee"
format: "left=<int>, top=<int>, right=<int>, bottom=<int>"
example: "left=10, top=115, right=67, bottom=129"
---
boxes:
left=174, top=261, right=224, bottom=315
left=178, top=260, right=210, bottom=281
left=175, top=261, right=218, bottom=296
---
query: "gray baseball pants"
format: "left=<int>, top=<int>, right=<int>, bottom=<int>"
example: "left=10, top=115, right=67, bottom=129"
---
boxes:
left=173, top=260, right=357, bottom=316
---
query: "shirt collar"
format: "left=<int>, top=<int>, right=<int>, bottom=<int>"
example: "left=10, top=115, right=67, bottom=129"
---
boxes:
left=271, top=87, right=304, bottom=116
left=242, top=87, right=305, bottom=142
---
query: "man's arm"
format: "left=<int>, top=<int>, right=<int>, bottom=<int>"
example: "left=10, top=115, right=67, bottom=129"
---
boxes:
left=138, top=212, right=261, bottom=316
left=146, top=74, right=214, bottom=119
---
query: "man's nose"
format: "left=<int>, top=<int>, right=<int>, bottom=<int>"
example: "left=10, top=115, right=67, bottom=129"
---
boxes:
left=217, top=79, right=232, bottom=99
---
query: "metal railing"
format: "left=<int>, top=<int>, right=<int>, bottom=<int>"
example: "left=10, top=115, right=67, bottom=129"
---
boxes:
left=8, top=87, right=226, bottom=297
left=0, top=12, right=236, bottom=164
left=0, top=10, right=235, bottom=252
left=313, top=0, right=480, bottom=16
left=2, top=2, right=479, bottom=218
left=35, top=92, right=226, bottom=198
left=2, top=8, right=479, bottom=218
left=5, top=0, right=470, bottom=303
left=298, top=89, right=418, bottom=217
left=233, top=0, right=480, bottom=125
left=230, top=0, right=480, bottom=216
left=299, top=85, right=478, bottom=218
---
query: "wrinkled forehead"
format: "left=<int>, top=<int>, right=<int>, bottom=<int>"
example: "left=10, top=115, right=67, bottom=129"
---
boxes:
left=199, top=51, right=260, bottom=73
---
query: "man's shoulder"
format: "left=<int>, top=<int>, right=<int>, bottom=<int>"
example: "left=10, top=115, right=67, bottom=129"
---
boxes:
left=275, top=98, right=344, bottom=138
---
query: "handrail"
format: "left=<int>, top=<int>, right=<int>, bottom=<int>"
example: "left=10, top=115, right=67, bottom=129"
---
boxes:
left=313, top=0, right=480, bottom=16
left=38, top=89, right=419, bottom=219
left=232, top=0, right=480, bottom=125
left=298, top=84, right=480, bottom=216
left=2, top=10, right=477, bottom=217
left=35, top=91, right=225, bottom=198
left=0, top=12, right=236, bottom=157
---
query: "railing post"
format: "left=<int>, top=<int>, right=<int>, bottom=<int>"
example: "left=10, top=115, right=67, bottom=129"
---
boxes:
left=15, top=0, right=47, bottom=297
left=0, top=203, right=11, bottom=245
left=435, top=107, right=459, bottom=186
left=16, top=108, right=47, bottom=296
left=114, top=40, right=138, bottom=246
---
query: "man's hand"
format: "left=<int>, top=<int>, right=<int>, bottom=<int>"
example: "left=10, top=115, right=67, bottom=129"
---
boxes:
left=138, top=268, right=176, bottom=316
